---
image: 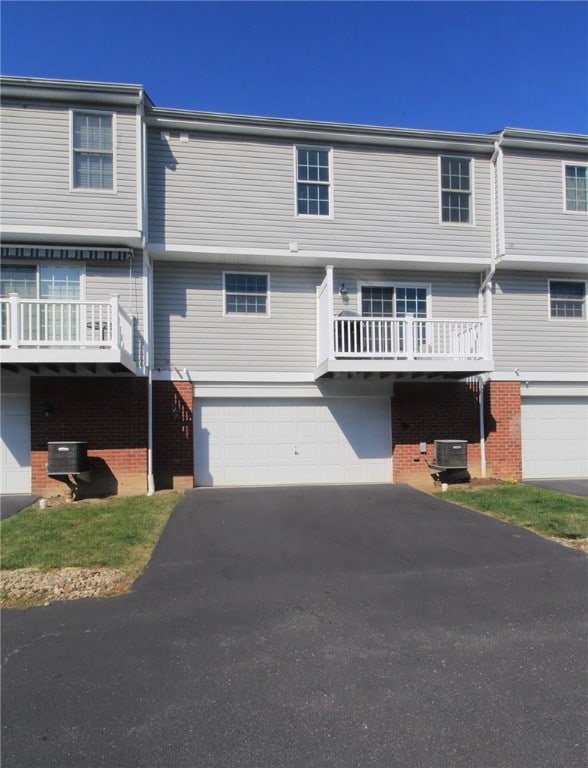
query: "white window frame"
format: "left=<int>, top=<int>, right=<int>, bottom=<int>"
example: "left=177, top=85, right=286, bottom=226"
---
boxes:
left=438, top=155, right=475, bottom=226
left=562, top=162, right=588, bottom=214
left=356, top=281, right=432, bottom=317
left=547, top=279, right=586, bottom=321
left=0, top=262, right=86, bottom=299
left=222, top=271, right=270, bottom=317
left=70, top=109, right=117, bottom=193
left=294, top=145, right=333, bottom=219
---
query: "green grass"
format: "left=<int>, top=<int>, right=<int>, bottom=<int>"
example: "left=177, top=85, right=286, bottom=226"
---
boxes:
left=436, top=484, right=588, bottom=541
left=1, top=492, right=180, bottom=573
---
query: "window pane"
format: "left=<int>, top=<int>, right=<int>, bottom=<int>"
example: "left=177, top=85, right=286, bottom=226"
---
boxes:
left=550, top=281, right=585, bottom=318
left=565, top=165, right=588, bottom=212
left=40, top=266, right=81, bottom=300
left=0, top=266, right=37, bottom=298
left=74, top=113, right=112, bottom=151
left=75, top=153, right=113, bottom=189
left=225, top=273, right=268, bottom=314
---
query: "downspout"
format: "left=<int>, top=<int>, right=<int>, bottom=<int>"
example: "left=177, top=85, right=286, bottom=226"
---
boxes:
left=138, top=96, right=155, bottom=496
left=476, top=139, right=502, bottom=478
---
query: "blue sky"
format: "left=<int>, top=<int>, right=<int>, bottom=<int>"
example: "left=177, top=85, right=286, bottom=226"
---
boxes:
left=1, top=1, right=587, bottom=133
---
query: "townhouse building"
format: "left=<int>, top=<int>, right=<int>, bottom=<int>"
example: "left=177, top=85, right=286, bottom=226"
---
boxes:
left=1, top=76, right=586, bottom=496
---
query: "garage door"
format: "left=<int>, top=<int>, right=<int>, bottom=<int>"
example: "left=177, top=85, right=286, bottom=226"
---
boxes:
left=522, top=397, right=588, bottom=479
left=0, top=378, right=31, bottom=494
left=195, top=397, right=391, bottom=486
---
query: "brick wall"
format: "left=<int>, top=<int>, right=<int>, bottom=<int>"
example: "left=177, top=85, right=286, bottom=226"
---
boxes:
left=31, top=377, right=148, bottom=497
left=392, top=379, right=522, bottom=486
left=152, top=381, right=194, bottom=490
left=484, top=381, right=522, bottom=480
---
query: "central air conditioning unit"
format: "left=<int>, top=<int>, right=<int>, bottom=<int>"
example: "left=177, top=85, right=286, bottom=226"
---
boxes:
left=434, top=440, right=468, bottom=469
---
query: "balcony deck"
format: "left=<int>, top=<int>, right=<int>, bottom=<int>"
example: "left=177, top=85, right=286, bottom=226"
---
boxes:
left=315, top=271, right=493, bottom=379
left=0, top=295, right=137, bottom=373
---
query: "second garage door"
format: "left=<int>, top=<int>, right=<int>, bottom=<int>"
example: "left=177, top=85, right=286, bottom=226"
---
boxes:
left=522, top=396, right=588, bottom=479
left=195, top=397, right=392, bottom=486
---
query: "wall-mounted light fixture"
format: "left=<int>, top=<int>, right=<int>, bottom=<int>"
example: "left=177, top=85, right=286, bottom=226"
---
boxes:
left=339, top=283, right=348, bottom=297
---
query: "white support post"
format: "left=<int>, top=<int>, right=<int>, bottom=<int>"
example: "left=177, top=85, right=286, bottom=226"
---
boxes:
left=405, top=314, right=415, bottom=359
left=326, top=265, right=335, bottom=360
left=110, top=294, right=120, bottom=348
left=8, top=293, right=19, bottom=348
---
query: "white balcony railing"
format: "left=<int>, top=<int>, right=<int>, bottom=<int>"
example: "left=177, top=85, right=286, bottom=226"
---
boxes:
left=333, top=316, right=489, bottom=359
left=0, top=294, right=134, bottom=356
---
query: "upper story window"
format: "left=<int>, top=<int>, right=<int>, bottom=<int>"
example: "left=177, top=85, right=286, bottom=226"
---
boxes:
left=224, top=272, right=269, bottom=315
left=549, top=280, right=586, bottom=319
left=564, top=164, right=587, bottom=212
left=440, top=156, right=472, bottom=224
left=296, top=147, right=331, bottom=216
left=361, top=284, right=429, bottom=318
left=72, top=111, right=114, bottom=190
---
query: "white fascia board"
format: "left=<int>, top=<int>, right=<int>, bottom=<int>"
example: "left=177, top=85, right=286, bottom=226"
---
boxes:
left=153, top=370, right=315, bottom=382
left=491, top=371, right=588, bottom=382
left=0, top=76, right=144, bottom=107
left=497, top=254, right=588, bottom=272
left=520, top=381, right=588, bottom=398
left=147, top=111, right=495, bottom=154
left=148, top=242, right=491, bottom=272
left=1, top=226, right=143, bottom=248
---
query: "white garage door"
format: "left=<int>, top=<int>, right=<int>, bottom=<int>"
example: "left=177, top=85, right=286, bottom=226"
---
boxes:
left=195, top=397, right=391, bottom=486
left=0, top=377, right=31, bottom=494
left=522, top=397, right=588, bottom=479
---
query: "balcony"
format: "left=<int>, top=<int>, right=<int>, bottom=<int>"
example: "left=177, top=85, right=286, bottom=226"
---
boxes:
left=0, top=294, right=137, bottom=373
left=315, top=270, right=493, bottom=379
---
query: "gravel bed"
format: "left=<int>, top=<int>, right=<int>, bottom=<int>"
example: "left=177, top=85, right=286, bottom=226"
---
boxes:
left=0, top=567, right=132, bottom=606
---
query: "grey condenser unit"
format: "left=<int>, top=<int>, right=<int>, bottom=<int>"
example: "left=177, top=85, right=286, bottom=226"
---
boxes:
left=47, top=441, right=89, bottom=475
left=434, top=440, right=468, bottom=469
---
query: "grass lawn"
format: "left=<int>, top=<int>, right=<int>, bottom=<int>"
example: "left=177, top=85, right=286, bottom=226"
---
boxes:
left=1, top=491, right=180, bottom=574
left=436, top=483, right=588, bottom=542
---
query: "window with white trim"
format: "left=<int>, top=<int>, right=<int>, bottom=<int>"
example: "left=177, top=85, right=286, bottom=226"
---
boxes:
left=564, top=165, right=587, bottom=212
left=440, top=156, right=472, bottom=223
left=360, top=284, right=429, bottom=353
left=549, top=280, right=586, bottom=319
left=296, top=147, right=331, bottom=216
left=72, top=111, right=114, bottom=189
left=224, top=273, right=268, bottom=315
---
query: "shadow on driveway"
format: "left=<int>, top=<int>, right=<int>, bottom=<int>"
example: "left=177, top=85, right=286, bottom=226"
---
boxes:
left=2, top=484, right=587, bottom=768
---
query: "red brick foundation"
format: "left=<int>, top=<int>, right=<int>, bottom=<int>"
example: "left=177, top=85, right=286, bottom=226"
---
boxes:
left=152, top=381, right=194, bottom=490
left=392, top=380, right=522, bottom=486
left=31, top=377, right=148, bottom=497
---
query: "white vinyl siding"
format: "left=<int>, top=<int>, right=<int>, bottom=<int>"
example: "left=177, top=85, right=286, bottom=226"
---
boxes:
left=148, top=131, right=491, bottom=261
left=153, top=263, right=481, bottom=373
left=0, top=101, right=138, bottom=231
left=493, top=272, right=588, bottom=372
left=502, top=150, right=588, bottom=262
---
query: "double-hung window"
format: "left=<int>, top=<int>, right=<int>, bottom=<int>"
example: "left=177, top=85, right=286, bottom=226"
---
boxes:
left=224, top=273, right=269, bottom=315
left=296, top=147, right=331, bottom=216
left=72, top=111, right=114, bottom=190
left=440, top=156, right=472, bottom=223
left=564, top=164, right=587, bottom=212
left=549, top=280, right=586, bottom=319
left=360, top=284, right=429, bottom=354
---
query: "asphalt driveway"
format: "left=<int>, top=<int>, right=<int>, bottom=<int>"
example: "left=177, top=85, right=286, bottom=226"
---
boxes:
left=2, top=484, right=586, bottom=768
